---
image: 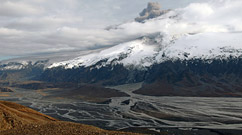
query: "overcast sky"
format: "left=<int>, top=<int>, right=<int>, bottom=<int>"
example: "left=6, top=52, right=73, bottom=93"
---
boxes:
left=0, top=0, right=210, bottom=61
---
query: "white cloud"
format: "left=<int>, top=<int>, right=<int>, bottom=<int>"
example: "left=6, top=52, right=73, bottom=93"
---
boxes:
left=0, top=0, right=241, bottom=59
left=6, top=16, right=83, bottom=31
left=0, top=27, right=23, bottom=36
left=0, top=1, right=44, bottom=17
left=183, top=3, right=214, bottom=19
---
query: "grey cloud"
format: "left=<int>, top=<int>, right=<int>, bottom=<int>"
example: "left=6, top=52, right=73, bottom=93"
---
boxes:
left=0, top=1, right=44, bottom=17
left=135, top=2, right=169, bottom=22
left=5, top=16, right=83, bottom=31
left=0, top=0, right=209, bottom=60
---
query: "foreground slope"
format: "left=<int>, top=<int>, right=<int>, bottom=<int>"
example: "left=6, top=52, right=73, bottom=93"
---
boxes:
left=0, top=101, right=141, bottom=135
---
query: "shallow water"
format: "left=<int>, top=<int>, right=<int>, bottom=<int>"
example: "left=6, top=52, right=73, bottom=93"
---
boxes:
left=1, top=87, right=242, bottom=130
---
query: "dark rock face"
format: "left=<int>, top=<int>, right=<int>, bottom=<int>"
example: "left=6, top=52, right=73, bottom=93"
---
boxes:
left=40, top=58, right=242, bottom=97
left=41, top=64, right=147, bottom=85
left=135, top=59, right=242, bottom=97
left=144, top=58, right=242, bottom=84
left=41, top=58, right=242, bottom=84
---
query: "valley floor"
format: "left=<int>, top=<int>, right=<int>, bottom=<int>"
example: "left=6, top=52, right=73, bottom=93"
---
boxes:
left=1, top=82, right=242, bottom=135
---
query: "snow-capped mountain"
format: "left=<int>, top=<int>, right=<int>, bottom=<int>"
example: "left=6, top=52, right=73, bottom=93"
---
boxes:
left=49, top=0, right=242, bottom=70
left=39, top=1, right=242, bottom=97
left=0, top=61, right=29, bottom=71
left=0, top=60, right=48, bottom=71
left=49, top=32, right=242, bottom=70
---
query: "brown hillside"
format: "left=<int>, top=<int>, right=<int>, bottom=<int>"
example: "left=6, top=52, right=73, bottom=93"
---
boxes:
left=0, top=100, right=57, bottom=131
left=0, top=101, right=143, bottom=135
